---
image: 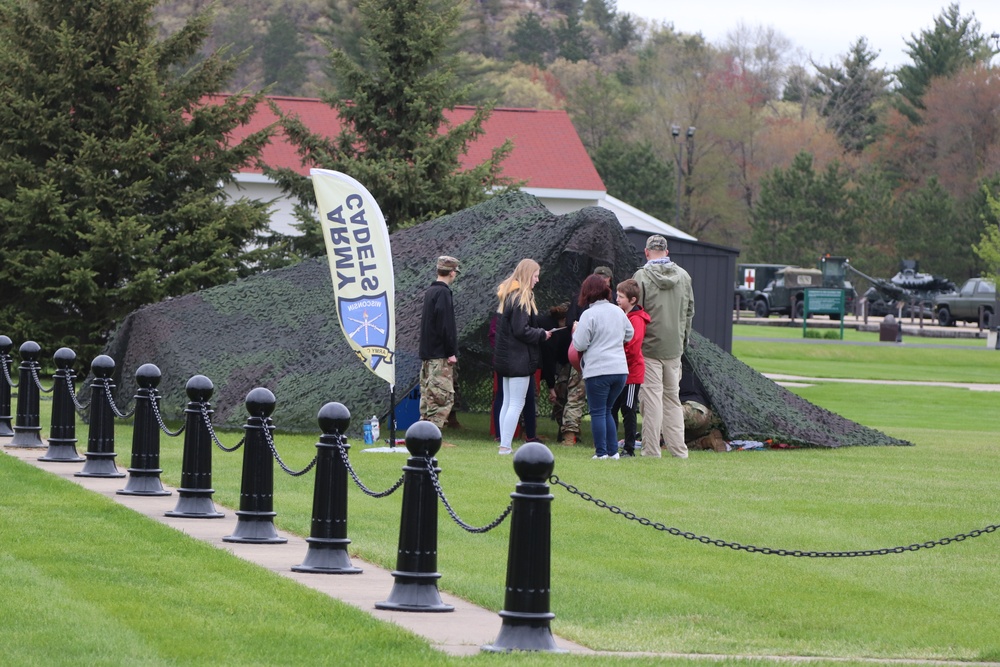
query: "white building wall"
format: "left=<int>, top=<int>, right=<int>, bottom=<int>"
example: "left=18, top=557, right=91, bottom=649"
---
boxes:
left=227, top=175, right=695, bottom=241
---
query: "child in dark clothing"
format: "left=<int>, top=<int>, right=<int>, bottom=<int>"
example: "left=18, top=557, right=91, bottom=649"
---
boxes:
left=613, top=279, right=650, bottom=456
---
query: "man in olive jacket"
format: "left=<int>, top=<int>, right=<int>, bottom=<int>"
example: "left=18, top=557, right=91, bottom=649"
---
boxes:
left=633, top=235, right=695, bottom=458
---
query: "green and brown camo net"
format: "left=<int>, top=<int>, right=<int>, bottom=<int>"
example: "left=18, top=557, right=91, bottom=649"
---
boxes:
left=102, top=191, right=910, bottom=447
left=686, top=331, right=911, bottom=448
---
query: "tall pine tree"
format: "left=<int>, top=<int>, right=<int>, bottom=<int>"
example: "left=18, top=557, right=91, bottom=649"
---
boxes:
left=814, top=38, right=890, bottom=154
left=895, top=3, right=996, bottom=123
left=0, top=0, right=273, bottom=357
left=267, top=0, right=515, bottom=253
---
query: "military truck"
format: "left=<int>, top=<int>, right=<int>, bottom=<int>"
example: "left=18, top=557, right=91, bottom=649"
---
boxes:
left=751, top=255, right=857, bottom=319
left=734, top=263, right=787, bottom=310
left=752, top=266, right=823, bottom=319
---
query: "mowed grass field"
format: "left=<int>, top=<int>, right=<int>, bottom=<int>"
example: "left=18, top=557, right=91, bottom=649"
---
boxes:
left=3, top=331, right=1000, bottom=665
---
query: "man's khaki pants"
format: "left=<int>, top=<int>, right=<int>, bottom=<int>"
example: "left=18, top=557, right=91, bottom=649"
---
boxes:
left=639, top=356, right=687, bottom=458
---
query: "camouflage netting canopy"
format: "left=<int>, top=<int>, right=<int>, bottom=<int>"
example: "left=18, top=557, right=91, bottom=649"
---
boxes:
left=102, top=190, right=910, bottom=447
left=686, top=331, right=912, bottom=448
left=103, top=192, right=644, bottom=432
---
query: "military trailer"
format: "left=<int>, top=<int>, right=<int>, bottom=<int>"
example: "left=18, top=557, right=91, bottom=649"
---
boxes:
left=734, top=263, right=787, bottom=310
left=752, top=266, right=823, bottom=319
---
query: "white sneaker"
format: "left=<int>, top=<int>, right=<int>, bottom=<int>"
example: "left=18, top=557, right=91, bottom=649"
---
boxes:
left=498, top=446, right=513, bottom=455
left=591, top=454, right=608, bottom=460
left=608, top=452, right=620, bottom=460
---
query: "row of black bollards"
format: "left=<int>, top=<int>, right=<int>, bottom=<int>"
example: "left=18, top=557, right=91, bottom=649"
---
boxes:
left=0, top=335, right=563, bottom=652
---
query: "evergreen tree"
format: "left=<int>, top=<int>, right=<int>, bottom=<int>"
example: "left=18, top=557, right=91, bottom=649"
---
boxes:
left=262, top=13, right=308, bottom=95
left=814, top=38, right=890, bottom=153
left=591, top=141, right=674, bottom=222
left=749, top=152, right=853, bottom=265
left=610, top=13, right=639, bottom=53
left=511, top=12, right=552, bottom=67
left=895, top=3, right=997, bottom=123
left=0, top=0, right=272, bottom=357
left=555, top=13, right=592, bottom=62
left=582, top=0, right=616, bottom=34
left=896, top=178, right=971, bottom=279
left=266, top=0, right=515, bottom=253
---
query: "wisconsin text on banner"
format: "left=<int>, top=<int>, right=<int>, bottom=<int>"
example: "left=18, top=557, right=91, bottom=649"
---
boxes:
left=310, top=169, right=396, bottom=387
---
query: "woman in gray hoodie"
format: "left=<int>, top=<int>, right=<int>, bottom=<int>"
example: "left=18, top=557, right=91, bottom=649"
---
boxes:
left=572, top=275, right=634, bottom=459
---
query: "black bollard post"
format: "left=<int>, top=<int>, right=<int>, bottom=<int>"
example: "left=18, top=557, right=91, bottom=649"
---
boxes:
left=482, top=442, right=564, bottom=653
left=39, top=348, right=84, bottom=462
left=118, top=364, right=171, bottom=496
left=223, top=388, right=287, bottom=543
left=375, top=420, right=454, bottom=612
left=76, top=355, right=125, bottom=477
left=293, top=402, right=362, bottom=574
left=166, top=375, right=224, bottom=518
left=9, top=341, right=44, bottom=447
left=0, top=335, right=14, bottom=437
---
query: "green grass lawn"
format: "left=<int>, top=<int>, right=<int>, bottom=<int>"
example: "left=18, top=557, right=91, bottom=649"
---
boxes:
left=4, top=338, right=1000, bottom=664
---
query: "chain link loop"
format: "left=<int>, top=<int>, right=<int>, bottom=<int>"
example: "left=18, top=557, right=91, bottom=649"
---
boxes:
left=338, top=440, right=404, bottom=498
left=149, top=393, right=185, bottom=437
left=103, top=383, right=136, bottom=419
left=1, top=356, right=17, bottom=388
left=260, top=421, right=318, bottom=477
left=30, top=366, right=54, bottom=394
left=550, top=475, right=1000, bottom=558
left=200, top=404, right=245, bottom=452
left=426, top=459, right=511, bottom=533
left=65, top=375, right=92, bottom=413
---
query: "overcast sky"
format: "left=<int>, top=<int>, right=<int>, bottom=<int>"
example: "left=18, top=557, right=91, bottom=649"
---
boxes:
left=614, top=0, right=1000, bottom=70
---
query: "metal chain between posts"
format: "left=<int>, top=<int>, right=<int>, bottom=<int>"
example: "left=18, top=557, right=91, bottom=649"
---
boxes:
left=104, top=383, right=136, bottom=419
left=337, top=439, right=404, bottom=498
left=1, top=357, right=18, bottom=388
left=149, top=394, right=185, bottom=437
left=550, top=475, right=1000, bottom=558
left=30, top=366, right=54, bottom=394
left=260, top=422, right=318, bottom=477
left=65, top=375, right=91, bottom=412
left=200, top=404, right=245, bottom=453
left=426, top=460, right=511, bottom=533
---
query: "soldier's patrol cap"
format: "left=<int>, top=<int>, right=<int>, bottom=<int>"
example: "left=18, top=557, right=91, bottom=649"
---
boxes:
left=645, top=235, right=669, bottom=251
left=593, top=266, right=613, bottom=279
left=437, top=256, right=460, bottom=273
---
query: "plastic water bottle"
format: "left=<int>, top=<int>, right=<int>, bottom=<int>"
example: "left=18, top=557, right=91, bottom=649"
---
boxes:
left=362, top=419, right=374, bottom=445
left=370, top=416, right=380, bottom=442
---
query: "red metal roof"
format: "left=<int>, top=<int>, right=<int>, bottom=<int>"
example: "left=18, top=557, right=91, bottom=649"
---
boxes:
left=211, top=94, right=605, bottom=192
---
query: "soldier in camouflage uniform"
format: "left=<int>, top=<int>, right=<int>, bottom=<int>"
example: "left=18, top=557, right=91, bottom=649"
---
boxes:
left=679, top=354, right=727, bottom=452
left=560, top=366, right=586, bottom=444
left=683, top=400, right=727, bottom=452
left=419, top=256, right=460, bottom=429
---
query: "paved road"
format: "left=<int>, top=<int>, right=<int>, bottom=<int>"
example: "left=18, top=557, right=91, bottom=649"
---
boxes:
left=737, top=336, right=989, bottom=351
left=764, top=373, right=1000, bottom=392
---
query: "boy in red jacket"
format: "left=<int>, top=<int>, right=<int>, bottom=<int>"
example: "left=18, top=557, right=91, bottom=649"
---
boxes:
left=613, top=279, right=650, bottom=457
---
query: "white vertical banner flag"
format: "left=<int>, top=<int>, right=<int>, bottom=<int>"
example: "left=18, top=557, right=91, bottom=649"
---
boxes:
left=310, top=169, right=395, bottom=387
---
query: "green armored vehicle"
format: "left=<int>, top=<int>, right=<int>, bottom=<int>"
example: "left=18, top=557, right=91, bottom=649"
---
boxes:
left=734, top=263, right=787, bottom=310
left=752, top=266, right=823, bottom=319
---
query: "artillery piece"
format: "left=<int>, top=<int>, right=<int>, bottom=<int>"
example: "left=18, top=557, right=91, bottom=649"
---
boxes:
left=843, top=260, right=955, bottom=317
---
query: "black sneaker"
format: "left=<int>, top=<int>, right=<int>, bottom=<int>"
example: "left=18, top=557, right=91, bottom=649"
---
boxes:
left=620, top=450, right=635, bottom=457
